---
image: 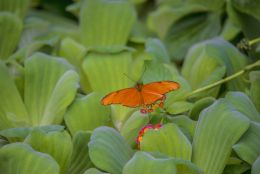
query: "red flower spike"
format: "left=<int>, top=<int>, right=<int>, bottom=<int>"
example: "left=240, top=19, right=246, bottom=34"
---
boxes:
left=136, top=123, right=163, bottom=149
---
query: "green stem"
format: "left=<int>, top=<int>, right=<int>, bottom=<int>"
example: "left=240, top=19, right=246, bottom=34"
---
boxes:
left=186, top=60, right=260, bottom=98
left=249, top=37, right=260, bottom=46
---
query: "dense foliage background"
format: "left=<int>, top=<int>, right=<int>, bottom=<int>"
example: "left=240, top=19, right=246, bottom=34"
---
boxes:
left=0, top=0, right=260, bottom=174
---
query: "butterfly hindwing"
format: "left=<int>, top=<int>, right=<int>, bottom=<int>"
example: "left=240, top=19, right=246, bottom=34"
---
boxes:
left=141, top=81, right=180, bottom=105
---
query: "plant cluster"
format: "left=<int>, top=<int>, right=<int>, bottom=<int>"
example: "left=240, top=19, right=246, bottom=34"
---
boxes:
left=0, top=0, right=260, bottom=174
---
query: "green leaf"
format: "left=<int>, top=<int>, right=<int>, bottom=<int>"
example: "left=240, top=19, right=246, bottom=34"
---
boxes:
left=0, top=0, right=30, bottom=19
left=0, top=12, right=23, bottom=60
left=24, top=53, right=79, bottom=125
left=145, top=38, right=171, bottom=63
left=25, top=129, right=72, bottom=174
left=192, top=99, right=250, bottom=174
left=182, top=39, right=226, bottom=98
left=223, top=162, right=250, bottom=174
left=147, top=4, right=207, bottom=39
left=18, top=16, right=50, bottom=48
left=249, top=71, right=260, bottom=113
left=123, top=152, right=177, bottom=174
left=189, top=97, right=215, bottom=120
left=142, top=62, right=174, bottom=83
left=164, top=74, right=192, bottom=107
left=220, top=18, right=241, bottom=41
left=0, top=125, right=64, bottom=142
left=165, top=13, right=221, bottom=61
left=0, top=62, right=28, bottom=130
left=89, top=126, right=134, bottom=174
left=82, top=50, right=133, bottom=93
left=64, top=92, right=111, bottom=136
left=225, top=92, right=260, bottom=122
left=189, top=0, right=225, bottom=11
left=233, top=121, right=260, bottom=164
left=80, top=0, right=136, bottom=47
left=120, top=111, right=149, bottom=147
left=57, top=37, right=90, bottom=92
left=0, top=138, right=8, bottom=148
left=83, top=168, right=108, bottom=174
left=0, top=143, right=59, bottom=174
left=140, top=123, right=192, bottom=160
left=123, top=151, right=203, bottom=174
left=166, top=101, right=193, bottom=115
left=182, top=38, right=248, bottom=92
left=167, top=115, right=197, bottom=139
left=67, top=131, right=92, bottom=174
left=252, top=156, right=260, bottom=174
left=82, top=50, right=134, bottom=129
left=232, top=0, right=260, bottom=21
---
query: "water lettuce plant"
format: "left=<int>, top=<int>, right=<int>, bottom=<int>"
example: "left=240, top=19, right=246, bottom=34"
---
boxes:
left=0, top=0, right=260, bottom=174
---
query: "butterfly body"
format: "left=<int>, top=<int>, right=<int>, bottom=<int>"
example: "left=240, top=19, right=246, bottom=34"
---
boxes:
left=101, top=81, right=180, bottom=110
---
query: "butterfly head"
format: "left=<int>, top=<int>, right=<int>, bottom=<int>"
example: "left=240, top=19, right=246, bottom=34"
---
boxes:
left=135, top=82, right=143, bottom=91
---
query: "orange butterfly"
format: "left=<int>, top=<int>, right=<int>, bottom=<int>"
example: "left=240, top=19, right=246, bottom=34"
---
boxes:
left=101, top=81, right=180, bottom=113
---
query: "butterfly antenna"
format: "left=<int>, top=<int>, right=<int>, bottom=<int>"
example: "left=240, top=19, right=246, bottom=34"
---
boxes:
left=137, top=62, right=147, bottom=82
left=123, top=73, right=136, bottom=83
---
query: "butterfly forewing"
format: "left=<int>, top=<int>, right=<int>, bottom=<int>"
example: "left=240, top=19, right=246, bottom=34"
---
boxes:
left=101, top=88, right=142, bottom=107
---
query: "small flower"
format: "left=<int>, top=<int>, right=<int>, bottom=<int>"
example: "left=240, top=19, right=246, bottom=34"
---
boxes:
left=136, top=123, right=162, bottom=148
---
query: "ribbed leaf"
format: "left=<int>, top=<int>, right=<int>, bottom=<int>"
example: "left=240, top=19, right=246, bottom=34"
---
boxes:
left=123, top=152, right=203, bottom=174
left=58, top=37, right=90, bottom=92
left=223, top=162, right=250, bottom=174
left=0, top=143, right=59, bottom=174
left=0, top=125, right=64, bottom=142
left=0, top=0, right=30, bottom=19
left=67, top=131, right=92, bottom=174
left=82, top=50, right=133, bottom=129
left=83, top=168, right=108, bottom=174
left=0, top=12, right=22, bottom=60
left=147, top=4, right=207, bottom=38
left=182, top=39, right=226, bottom=98
left=189, top=0, right=225, bottom=11
left=89, top=126, right=134, bottom=174
left=164, top=74, right=192, bottom=108
left=24, top=53, right=79, bottom=125
left=232, top=0, right=260, bottom=21
left=182, top=38, right=248, bottom=92
left=0, top=62, right=28, bottom=130
left=123, top=152, right=177, bottom=174
left=166, top=101, right=193, bottom=115
left=220, top=19, right=241, bottom=41
left=82, top=50, right=132, bottom=93
left=145, top=38, right=171, bottom=63
left=192, top=99, right=250, bottom=174
left=189, top=97, right=215, bottom=120
left=249, top=71, right=260, bottom=113
left=225, top=92, right=260, bottom=122
left=167, top=115, right=197, bottom=139
left=0, top=139, right=8, bottom=148
left=64, top=93, right=111, bottom=136
left=25, top=129, right=72, bottom=174
left=252, top=156, right=260, bottom=174
left=165, top=13, right=221, bottom=61
left=80, top=0, right=136, bottom=47
left=233, top=121, right=260, bottom=164
left=120, top=111, right=149, bottom=147
left=141, top=123, right=192, bottom=160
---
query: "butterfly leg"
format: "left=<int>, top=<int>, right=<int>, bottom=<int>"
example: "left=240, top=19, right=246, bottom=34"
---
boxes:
left=158, top=95, right=166, bottom=108
left=140, top=104, right=154, bottom=114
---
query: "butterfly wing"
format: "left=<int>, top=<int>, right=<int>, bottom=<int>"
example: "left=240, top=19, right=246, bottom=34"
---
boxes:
left=101, top=87, right=142, bottom=107
left=141, top=81, right=180, bottom=105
